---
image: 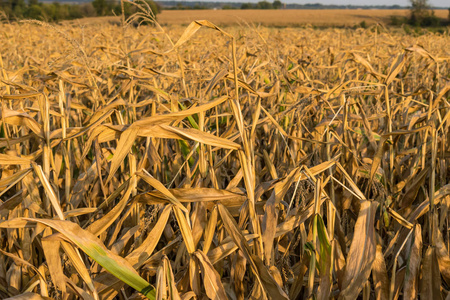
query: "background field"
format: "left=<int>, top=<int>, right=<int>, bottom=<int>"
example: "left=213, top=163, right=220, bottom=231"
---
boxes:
left=67, top=9, right=450, bottom=27
left=158, top=9, right=449, bottom=26
left=1, top=12, right=450, bottom=300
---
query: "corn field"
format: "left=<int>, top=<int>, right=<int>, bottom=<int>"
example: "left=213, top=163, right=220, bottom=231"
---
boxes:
left=0, top=15, right=450, bottom=300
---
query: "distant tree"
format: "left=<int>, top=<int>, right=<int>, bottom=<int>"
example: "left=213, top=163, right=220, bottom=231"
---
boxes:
left=240, top=3, right=253, bottom=9
left=114, top=0, right=160, bottom=24
left=410, top=0, right=429, bottom=21
left=0, top=0, right=12, bottom=17
left=11, top=0, right=27, bottom=17
left=272, top=0, right=282, bottom=9
left=67, top=4, right=83, bottom=19
left=80, top=3, right=96, bottom=17
left=193, top=3, right=207, bottom=9
left=145, top=0, right=160, bottom=15
left=408, top=0, right=439, bottom=26
left=25, top=3, right=42, bottom=18
left=256, top=1, right=272, bottom=9
left=0, top=0, right=159, bottom=21
left=92, top=0, right=107, bottom=16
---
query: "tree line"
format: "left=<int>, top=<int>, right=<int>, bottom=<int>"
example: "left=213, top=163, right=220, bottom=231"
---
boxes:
left=240, top=1, right=282, bottom=10
left=0, top=0, right=160, bottom=21
left=390, top=0, right=450, bottom=27
left=164, top=1, right=283, bottom=10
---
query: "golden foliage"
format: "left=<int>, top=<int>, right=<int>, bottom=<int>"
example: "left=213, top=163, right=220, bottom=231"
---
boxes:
left=0, top=17, right=449, bottom=299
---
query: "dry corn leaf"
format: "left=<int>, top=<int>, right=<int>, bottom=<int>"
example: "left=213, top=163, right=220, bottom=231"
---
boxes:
left=435, top=225, right=450, bottom=287
left=87, top=178, right=134, bottom=236
left=398, top=167, right=429, bottom=209
left=0, top=153, right=31, bottom=165
left=138, top=125, right=241, bottom=150
left=384, top=52, right=406, bottom=85
left=60, top=241, right=98, bottom=299
left=32, top=163, right=65, bottom=220
left=339, top=200, right=377, bottom=299
left=404, top=224, right=422, bottom=300
left=173, top=206, right=196, bottom=254
left=163, top=256, right=181, bottom=300
left=137, top=187, right=246, bottom=205
left=22, top=218, right=155, bottom=299
left=105, top=125, right=139, bottom=183
left=420, top=246, right=442, bottom=300
left=207, top=233, right=258, bottom=265
left=42, top=231, right=66, bottom=293
left=218, top=204, right=289, bottom=300
left=133, top=96, right=228, bottom=127
left=194, top=250, right=228, bottom=300
left=372, top=244, right=389, bottom=300
left=4, top=292, right=51, bottom=300
left=1, top=108, right=43, bottom=138
left=136, top=170, right=187, bottom=213
left=65, top=276, right=96, bottom=300
left=127, top=205, right=172, bottom=267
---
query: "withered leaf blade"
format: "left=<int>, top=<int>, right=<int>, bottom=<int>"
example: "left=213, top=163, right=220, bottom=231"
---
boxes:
left=0, top=153, right=31, bottom=165
left=163, top=255, right=181, bottom=300
left=384, top=52, right=406, bottom=85
left=42, top=232, right=66, bottom=293
left=218, top=204, right=289, bottom=300
left=316, top=215, right=332, bottom=300
left=339, top=200, right=378, bottom=299
left=420, top=246, right=442, bottom=300
left=133, top=95, right=229, bottom=127
left=105, top=125, right=139, bottom=183
left=60, top=241, right=98, bottom=298
left=4, top=292, right=52, bottom=300
left=22, top=218, right=156, bottom=299
left=137, top=187, right=246, bottom=204
left=194, top=250, right=228, bottom=300
left=127, top=205, right=172, bottom=267
left=435, top=224, right=450, bottom=286
left=136, top=170, right=187, bottom=213
left=372, top=245, right=389, bottom=300
left=137, top=124, right=241, bottom=151
left=404, top=224, right=422, bottom=300
left=86, top=178, right=134, bottom=236
left=32, top=163, right=65, bottom=220
left=173, top=206, right=196, bottom=254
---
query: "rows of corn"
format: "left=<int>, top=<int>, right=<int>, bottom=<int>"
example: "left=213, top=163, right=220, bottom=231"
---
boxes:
left=0, top=15, right=450, bottom=300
